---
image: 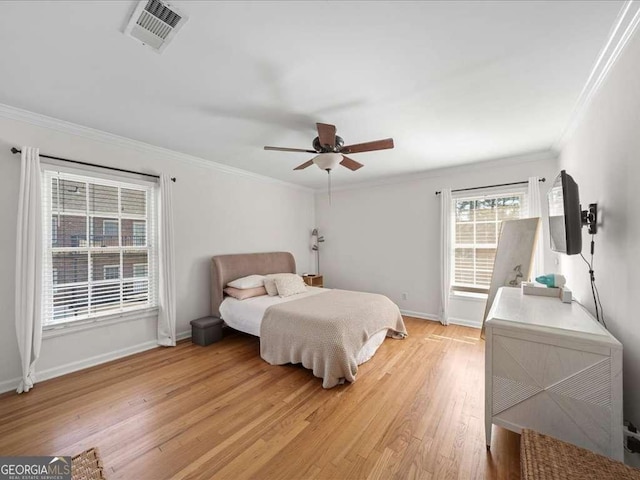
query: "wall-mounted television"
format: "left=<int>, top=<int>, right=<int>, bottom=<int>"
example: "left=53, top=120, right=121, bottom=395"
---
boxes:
left=547, top=170, right=584, bottom=255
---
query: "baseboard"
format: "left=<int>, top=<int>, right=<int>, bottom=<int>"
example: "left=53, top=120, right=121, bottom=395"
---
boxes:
left=625, top=450, right=640, bottom=468
left=0, top=376, right=21, bottom=395
left=0, top=329, right=192, bottom=394
left=399, top=309, right=481, bottom=329
left=447, top=316, right=482, bottom=329
left=399, top=309, right=440, bottom=322
left=176, top=329, right=191, bottom=341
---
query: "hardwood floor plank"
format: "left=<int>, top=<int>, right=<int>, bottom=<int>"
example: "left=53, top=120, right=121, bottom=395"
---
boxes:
left=0, top=317, right=520, bottom=479
left=366, top=447, right=395, bottom=480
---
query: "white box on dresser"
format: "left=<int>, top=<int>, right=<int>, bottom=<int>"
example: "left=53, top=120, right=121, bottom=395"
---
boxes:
left=485, top=286, right=623, bottom=460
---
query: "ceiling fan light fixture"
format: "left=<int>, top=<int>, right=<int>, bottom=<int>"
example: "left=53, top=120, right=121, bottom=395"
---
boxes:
left=313, top=152, right=342, bottom=171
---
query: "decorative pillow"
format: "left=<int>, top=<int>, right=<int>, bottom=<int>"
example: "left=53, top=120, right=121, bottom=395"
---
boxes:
left=223, top=286, right=267, bottom=300
left=274, top=274, right=307, bottom=297
left=227, top=274, right=265, bottom=289
left=264, top=273, right=290, bottom=296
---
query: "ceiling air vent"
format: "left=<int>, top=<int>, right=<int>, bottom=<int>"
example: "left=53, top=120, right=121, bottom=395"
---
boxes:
left=124, top=0, right=188, bottom=53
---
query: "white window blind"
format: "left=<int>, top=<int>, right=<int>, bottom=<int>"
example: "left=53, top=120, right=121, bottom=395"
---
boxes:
left=42, top=169, right=158, bottom=327
left=452, top=189, right=527, bottom=292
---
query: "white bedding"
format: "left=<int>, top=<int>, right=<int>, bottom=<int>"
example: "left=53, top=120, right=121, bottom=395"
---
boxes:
left=220, top=286, right=327, bottom=336
left=219, top=286, right=387, bottom=365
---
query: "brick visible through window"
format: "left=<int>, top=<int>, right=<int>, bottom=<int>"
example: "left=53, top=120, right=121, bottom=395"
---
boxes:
left=43, top=170, right=157, bottom=326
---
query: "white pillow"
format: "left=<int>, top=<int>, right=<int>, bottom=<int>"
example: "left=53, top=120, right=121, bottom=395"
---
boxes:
left=274, top=274, right=307, bottom=297
left=227, top=274, right=265, bottom=289
left=264, top=273, right=289, bottom=296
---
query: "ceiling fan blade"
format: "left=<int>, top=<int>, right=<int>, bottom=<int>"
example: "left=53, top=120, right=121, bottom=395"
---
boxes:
left=264, top=146, right=317, bottom=153
left=294, top=159, right=314, bottom=170
left=316, top=123, right=336, bottom=149
left=340, top=155, right=364, bottom=171
left=341, top=138, right=394, bottom=154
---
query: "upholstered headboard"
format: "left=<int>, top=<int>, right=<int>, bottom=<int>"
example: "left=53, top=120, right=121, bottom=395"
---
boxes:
left=210, top=251, right=296, bottom=317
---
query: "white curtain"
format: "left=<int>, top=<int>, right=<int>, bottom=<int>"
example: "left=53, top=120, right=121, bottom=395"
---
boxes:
left=15, top=147, right=43, bottom=393
left=527, top=176, right=545, bottom=280
left=439, top=189, right=452, bottom=326
left=157, top=174, right=176, bottom=346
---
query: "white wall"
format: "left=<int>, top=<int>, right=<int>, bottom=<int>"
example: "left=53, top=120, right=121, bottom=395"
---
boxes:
left=559, top=27, right=640, bottom=457
left=0, top=108, right=315, bottom=392
left=314, top=152, right=559, bottom=327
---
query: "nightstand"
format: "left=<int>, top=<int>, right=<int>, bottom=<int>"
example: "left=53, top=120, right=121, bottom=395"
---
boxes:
left=302, top=275, right=324, bottom=287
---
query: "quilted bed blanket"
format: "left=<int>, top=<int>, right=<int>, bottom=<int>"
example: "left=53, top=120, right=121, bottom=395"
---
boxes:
left=260, top=289, right=407, bottom=388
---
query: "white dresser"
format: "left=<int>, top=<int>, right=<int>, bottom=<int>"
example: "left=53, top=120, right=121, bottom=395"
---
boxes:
left=485, top=287, right=623, bottom=460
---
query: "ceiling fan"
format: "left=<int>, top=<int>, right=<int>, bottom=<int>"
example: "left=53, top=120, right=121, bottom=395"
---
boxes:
left=264, top=123, right=394, bottom=173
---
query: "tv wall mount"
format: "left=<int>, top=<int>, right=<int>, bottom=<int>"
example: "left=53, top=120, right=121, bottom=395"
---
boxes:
left=581, top=203, right=598, bottom=235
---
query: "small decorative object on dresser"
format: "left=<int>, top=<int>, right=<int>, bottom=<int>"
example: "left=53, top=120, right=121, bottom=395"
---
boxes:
left=302, top=274, right=324, bottom=287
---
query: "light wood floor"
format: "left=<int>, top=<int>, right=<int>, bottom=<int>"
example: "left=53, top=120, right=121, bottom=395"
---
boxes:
left=0, top=317, right=520, bottom=479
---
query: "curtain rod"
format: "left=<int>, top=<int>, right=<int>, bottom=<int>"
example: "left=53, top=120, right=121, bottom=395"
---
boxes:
left=10, top=148, right=176, bottom=182
left=434, top=178, right=545, bottom=195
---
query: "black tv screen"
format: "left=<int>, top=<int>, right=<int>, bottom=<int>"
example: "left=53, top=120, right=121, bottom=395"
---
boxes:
left=548, top=170, right=582, bottom=255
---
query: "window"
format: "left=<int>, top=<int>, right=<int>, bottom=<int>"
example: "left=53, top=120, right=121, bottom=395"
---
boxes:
left=43, top=170, right=157, bottom=327
left=133, top=264, right=147, bottom=277
left=102, top=220, right=119, bottom=247
left=132, top=221, right=146, bottom=246
left=132, top=263, right=147, bottom=294
left=103, top=265, right=120, bottom=280
left=452, top=190, right=527, bottom=293
left=51, top=218, right=58, bottom=246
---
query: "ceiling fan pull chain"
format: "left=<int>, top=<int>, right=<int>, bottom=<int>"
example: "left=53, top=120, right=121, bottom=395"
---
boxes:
left=328, top=170, right=332, bottom=205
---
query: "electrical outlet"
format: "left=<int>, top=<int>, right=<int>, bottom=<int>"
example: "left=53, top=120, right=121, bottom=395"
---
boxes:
left=402, top=292, right=408, bottom=300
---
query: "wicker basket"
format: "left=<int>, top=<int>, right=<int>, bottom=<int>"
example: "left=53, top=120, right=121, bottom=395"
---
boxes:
left=71, top=447, right=106, bottom=480
left=521, top=429, right=640, bottom=480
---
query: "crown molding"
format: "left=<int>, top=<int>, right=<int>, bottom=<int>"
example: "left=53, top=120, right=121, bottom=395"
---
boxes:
left=554, top=0, right=640, bottom=149
left=314, top=149, right=558, bottom=194
left=0, top=101, right=550, bottom=196
left=0, top=102, right=313, bottom=193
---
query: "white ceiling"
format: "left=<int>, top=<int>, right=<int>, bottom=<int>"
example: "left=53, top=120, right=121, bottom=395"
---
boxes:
left=0, top=1, right=624, bottom=189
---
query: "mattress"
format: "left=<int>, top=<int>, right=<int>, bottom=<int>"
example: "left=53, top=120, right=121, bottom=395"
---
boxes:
left=219, top=287, right=387, bottom=365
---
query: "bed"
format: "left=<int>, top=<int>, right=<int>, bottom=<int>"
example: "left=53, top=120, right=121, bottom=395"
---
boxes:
left=211, top=251, right=407, bottom=388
